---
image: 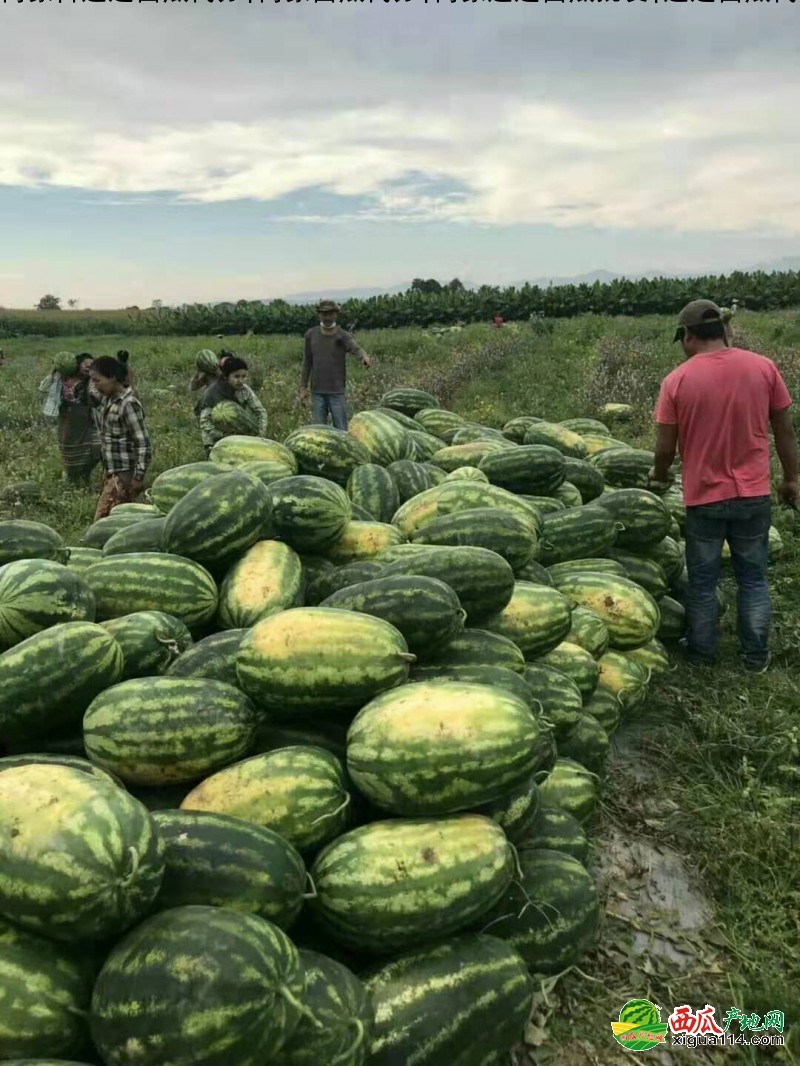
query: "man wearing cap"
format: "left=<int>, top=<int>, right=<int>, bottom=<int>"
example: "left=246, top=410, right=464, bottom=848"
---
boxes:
left=651, top=299, right=798, bottom=671
left=298, top=299, right=372, bottom=430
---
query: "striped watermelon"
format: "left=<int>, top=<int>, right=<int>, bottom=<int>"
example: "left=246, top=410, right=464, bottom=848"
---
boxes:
left=0, top=559, right=96, bottom=650
left=268, top=475, right=352, bottom=553
left=502, top=415, right=544, bottom=442
left=83, top=677, right=258, bottom=787
left=102, top=517, right=166, bottom=556
left=311, top=815, right=514, bottom=953
left=241, top=458, right=298, bottom=487
left=593, top=487, right=671, bottom=548
left=426, top=628, right=526, bottom=673
left=348, top=411, right=415, bottom=465
left=442, top=464, right=490, bottom=483
left=210, top=435, right=297, bottom=470
left=181, top=745, right=351, bottom=853
left=625, top=637, right=671, bottom=676
left=252, top=718, right=349, bottom=764
left=347, top=464, right=400, bottom=523
left=380, top=545, right=515, bottom=623
left=0, top=917, right=94, bottom=1061
left=100, top=611, right=192, bottom=678
left=606, top=548, right=669, bottom=599
left=548, top=557, right=627, bottom=582
left=284, top=425, right=370, bottom=485
left=523, top=421, right=588, bottom=459
left=387, top=459, right=435, bottom=504
left=430, top=440, right=512, bottom=473
left=0, top=764, right=165, bottom=942
left=555, top=573, right=660, bottom=649
left=522, top=663, right=584, bottom=739
left=407, top=429, right=447, bottom=461
left=90, top=905, right=304, bottom=1066
left=563, top=457, right=606, bottom=502
left=326, top=521, right=406, bottom=564
left=110, top=503, right=164, bottom=516
left=657, top=595, right=686, bottom=641
left=644, top=535, right=684, bottom=583
left=591, top=448, right=661, bottom=490
left=166, top=628, right=246, bottom=686
left=0, top=752, right=122, bottom=789
left=373, top=406, right=424, bottom=432
left=521, top=495, right=566, bottom=516
left=582, top=685, right=623, bottom=735
left=151, top=810, right=306, bottom=929
left=217, top=540, right=303, bottom=630
left=210, top=399, right=261, bottom=436
left=195, top=348, right=219, bottom=373
left=0, top=621, right=124, bottom=743
left=305, top=559, right=386, bottom=605
left=537, top=758, right=598, bottom=823
left=237, top=607, right=413, bottom=714
left=392, top=480, right=539, bottom=539
left=381, top=387, right=439, bottom=415
left=408, top=663, right=535, bottom=713
left=559, top=417, right=610, bottom=436
left=540, top=506, right=618, bottom=565
left=525, top=806, right=588, bottom=863
left=149, top=461, right=229, bottom=512
left=600, top=402, right=635, bottom=421
left=597, top=650, right=648, bottom=711
left=347, top=681, right=544, bottom=815
left=567, top=605, right=610, bottom=658
left=274, top=948, right=374, bottom=1066
left=555, top=481, right=583, bottom=508
left=0, top=519, right=67, bottom=566
left=483, top=581, right=572, bottom=660
left=410, top=506, right=537, bottom=573
left=558, top=713, right=609, bottom=776
left=482, top=848, right=599, bottom=973
left=476, top=774, right=541, bottom=844
left=515, top=558, right=553, bottom=585
left=83, top=552, right=218, bottom=630
left=413, top=408, right=466, bottom=438
left=320, top=574, right=465, bottom=657
left=479, top=445, right=566, bottom=495
left=540, top=641, right=599, bottom=698
left=451, top=424, right=508, bottom=444
left=163, top=469, right=272, bottom=572
left=64, top=546, right=103, bottom=575
left=82, top=512, right=155, bottom=550
left=365, top=934, right=533, bottom=1065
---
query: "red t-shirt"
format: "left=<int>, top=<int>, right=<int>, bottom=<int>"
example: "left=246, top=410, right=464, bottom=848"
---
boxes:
left=653, top=347, right=792, bottom=507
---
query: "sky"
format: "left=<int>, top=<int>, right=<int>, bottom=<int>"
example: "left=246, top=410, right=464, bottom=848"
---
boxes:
left=1, top=1, right=799, bottom=307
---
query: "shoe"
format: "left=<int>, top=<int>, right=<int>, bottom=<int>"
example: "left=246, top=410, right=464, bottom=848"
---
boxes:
left=742, top=653, right=771, bottom=674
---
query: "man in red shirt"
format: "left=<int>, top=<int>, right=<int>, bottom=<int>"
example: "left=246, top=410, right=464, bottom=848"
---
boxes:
left=652, top=299, right=798, bottom=671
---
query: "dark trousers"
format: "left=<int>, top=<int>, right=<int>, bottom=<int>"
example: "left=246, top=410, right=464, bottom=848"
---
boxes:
left=684, top=495, right=771, bottom=666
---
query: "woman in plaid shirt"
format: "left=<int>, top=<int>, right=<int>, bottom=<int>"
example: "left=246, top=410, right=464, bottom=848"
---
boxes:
left=90, top=354, right=153, bottom=520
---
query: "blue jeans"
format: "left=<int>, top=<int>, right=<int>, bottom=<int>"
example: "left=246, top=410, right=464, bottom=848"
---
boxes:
left=684, top=496, right=771, bottom=666
left=312, top=392, right=348, bottom=430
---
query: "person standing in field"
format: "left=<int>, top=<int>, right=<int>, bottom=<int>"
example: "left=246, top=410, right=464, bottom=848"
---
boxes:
left=90, top=354, right=153, bottom=520
left=198, top=355, right=268, bottom=457
left=298, top=299, right=372, bottom=430
left=56, top=352, right=101, bottom=484
left=189, top=349, right=222, bottom=414
left=651, top=299, right=799, bottom=672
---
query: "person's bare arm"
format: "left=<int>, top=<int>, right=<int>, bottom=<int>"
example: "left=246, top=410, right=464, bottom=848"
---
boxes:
left=651, top=423, right=679, bottom=484
left=770, top=406, right=799, bottom=505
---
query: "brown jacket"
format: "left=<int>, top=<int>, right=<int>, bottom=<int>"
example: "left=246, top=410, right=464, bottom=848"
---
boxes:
left=301, top=326, right=367, bottom=393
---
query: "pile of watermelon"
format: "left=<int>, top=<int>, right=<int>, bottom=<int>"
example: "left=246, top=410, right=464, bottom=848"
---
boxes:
left=0, top=386, right=769, bottom=1065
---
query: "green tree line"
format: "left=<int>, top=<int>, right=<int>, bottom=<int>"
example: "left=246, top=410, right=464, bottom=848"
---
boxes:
left=3, top=269, right=800, bottom=338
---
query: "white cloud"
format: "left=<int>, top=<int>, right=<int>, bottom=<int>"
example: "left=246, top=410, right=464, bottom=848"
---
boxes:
left=1, top=68, right=800, bottom=236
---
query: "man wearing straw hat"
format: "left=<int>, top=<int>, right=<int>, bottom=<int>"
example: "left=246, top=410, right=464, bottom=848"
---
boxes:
left=298, top=298, right=372, bottom=430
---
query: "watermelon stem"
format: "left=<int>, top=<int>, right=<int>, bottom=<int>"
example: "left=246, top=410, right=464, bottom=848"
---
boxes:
left=124, top=846, right=140, bottom=882
left=309, top=793, right=351, bottom=828
left=280, top=984, right=324, bottom=1029
left=331, top=1019, right=366, bottom=1064
left=302, top=870, right=318, bottom=900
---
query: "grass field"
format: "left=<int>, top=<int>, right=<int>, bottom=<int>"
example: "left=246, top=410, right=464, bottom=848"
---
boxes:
left=1, top=312, right=799, bottom=1062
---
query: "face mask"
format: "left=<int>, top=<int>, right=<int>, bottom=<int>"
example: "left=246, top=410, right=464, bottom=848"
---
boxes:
left=320, top=320, right=337, bottom=329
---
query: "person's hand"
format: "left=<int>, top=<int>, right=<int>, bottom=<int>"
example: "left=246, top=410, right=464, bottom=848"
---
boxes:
left=778, top=479, right=799, bottom=508
left=297, top=387, right=309, bottom=405
left=647, top=466, right=674, bottom=488
left=361, top=356, right=372, bottom=369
